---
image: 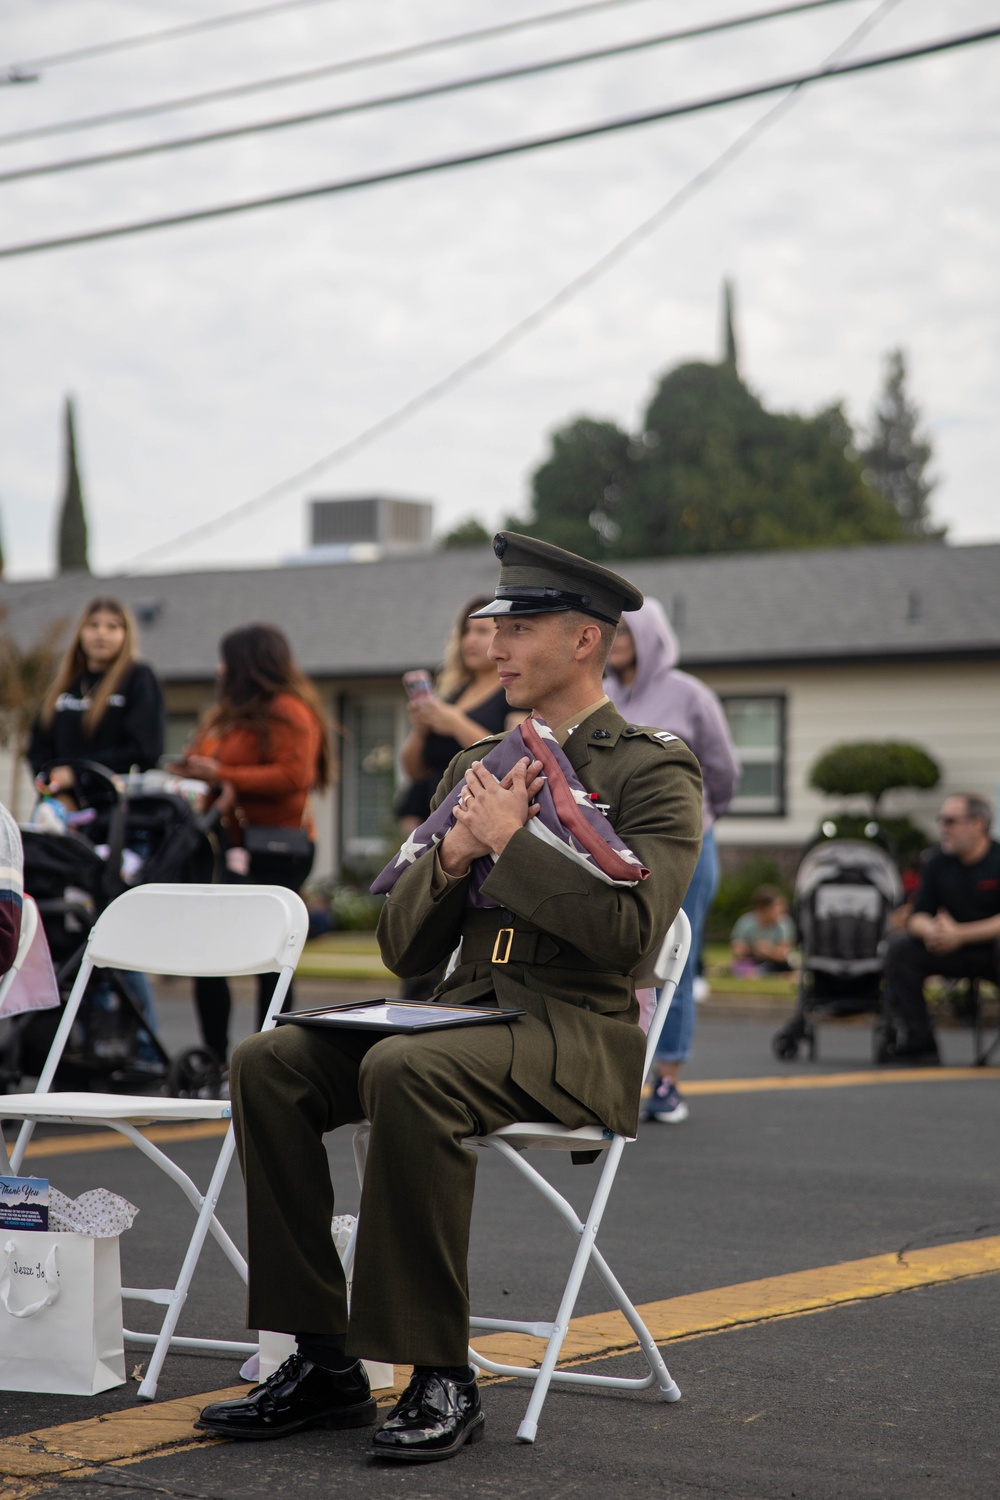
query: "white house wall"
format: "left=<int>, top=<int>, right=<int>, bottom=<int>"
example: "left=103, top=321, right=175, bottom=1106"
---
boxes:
left=702, top=659, right=1000, bottom=849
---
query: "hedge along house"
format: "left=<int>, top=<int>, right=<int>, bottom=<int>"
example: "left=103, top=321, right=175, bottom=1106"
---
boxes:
left=2, top=539, right=998, bottom=880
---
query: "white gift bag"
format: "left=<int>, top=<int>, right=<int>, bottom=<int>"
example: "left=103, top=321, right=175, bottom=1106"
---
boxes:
left=0, top=1233, right=126, bottom=1395
left=251, top=1215, right=393, bottom=1391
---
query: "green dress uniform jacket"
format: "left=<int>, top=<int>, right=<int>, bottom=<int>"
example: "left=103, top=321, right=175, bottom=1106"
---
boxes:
left=230, top=699, right=701, bottom=1364
left=378, top=700, right=703, bottom=1139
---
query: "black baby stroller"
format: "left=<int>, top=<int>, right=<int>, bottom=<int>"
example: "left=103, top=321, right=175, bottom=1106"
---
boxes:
left=2, top=761, right=219, bottom=1094
left=772, top=826, right=902, bottom=1062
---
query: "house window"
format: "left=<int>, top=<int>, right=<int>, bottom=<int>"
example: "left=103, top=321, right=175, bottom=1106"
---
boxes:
left=721, top=695, right=786, bottom=816
left=340, top=694, right=400, bottom=865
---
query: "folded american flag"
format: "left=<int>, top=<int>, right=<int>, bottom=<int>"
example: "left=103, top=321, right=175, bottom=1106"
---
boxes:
left=372, top=716, right=648, bottom=908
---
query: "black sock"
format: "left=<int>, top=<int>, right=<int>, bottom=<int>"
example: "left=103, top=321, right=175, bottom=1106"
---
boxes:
left=415, top=1363, right=475, bottom=1383
left=294, top=1332, right=354, bottom=1371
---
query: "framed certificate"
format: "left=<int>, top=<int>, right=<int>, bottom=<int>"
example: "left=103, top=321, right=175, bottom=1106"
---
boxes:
left=274, top=1001, right=524, bottom=1035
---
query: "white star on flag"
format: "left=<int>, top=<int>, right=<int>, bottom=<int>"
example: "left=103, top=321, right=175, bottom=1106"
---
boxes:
left=394, top=832, right=427, bottom=867
left=532, top=720, right=557, bottom=741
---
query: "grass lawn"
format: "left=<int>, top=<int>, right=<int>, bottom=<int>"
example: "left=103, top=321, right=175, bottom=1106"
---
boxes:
left=297, top=930, right=393, bottom=980
left=702, top=942, right=799, bottom=998
left=295, top=934, right=800, bottom=997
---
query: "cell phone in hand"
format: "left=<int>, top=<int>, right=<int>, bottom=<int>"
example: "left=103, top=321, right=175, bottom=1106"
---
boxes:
left=402, top=670, right=436, bottom=701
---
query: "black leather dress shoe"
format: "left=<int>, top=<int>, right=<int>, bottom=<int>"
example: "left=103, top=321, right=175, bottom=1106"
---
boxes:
left=195, top=1353, right=375, bottom=1440
left=372, top=1369, right=484, bottom=1462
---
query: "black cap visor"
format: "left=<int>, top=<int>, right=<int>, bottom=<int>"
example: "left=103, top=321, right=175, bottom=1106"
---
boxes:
left=469, top=586, right=618, bottom=625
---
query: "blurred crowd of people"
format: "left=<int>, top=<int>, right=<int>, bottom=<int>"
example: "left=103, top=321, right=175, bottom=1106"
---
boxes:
left=9, top=582, right=998, bottom=1100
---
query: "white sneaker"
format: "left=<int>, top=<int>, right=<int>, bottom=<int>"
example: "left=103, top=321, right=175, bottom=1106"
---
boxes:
left=645, top=1079, right=689, bottom=1124
left=693, top=977, right=710, bottom=1004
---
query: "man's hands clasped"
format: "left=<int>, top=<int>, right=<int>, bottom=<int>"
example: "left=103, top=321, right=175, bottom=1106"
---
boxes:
left=439, top=757, right=544, bottom=877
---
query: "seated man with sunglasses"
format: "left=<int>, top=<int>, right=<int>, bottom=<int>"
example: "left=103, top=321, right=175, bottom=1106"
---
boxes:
left=882, top=793, right=1000, bottom=1064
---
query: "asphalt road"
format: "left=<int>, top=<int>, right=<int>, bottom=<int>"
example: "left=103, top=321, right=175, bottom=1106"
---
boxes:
left=1, top=992, right=998, bottom=1500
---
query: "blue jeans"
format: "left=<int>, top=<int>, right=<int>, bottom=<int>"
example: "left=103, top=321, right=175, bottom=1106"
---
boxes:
left=655, top=827, right=719, bottom=1066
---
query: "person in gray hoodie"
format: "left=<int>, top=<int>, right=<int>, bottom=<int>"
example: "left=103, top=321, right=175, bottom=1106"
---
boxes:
left=605, top=597, right=740, bottom=1123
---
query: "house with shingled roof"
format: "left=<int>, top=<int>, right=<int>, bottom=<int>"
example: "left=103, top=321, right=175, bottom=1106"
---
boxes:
left=3, top=539, right=998, bottom=880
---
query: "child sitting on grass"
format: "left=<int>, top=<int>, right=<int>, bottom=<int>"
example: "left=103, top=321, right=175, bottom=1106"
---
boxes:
left=731, top=885, right=796, bottom=976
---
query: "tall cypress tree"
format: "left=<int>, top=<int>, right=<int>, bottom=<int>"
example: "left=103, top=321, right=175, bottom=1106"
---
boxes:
left=57, top=395, right=90, bottom=573
left=722, top=278, right=738, bottom=370
left=860, top=350, right=942, bottom=538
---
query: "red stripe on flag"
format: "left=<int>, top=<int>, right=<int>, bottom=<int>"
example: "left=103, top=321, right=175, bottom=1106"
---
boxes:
left=521, top=718, right=648, bottom=882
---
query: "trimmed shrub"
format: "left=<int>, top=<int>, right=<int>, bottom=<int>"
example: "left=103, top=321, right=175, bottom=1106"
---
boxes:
left=808, top=740, right=940, bottom=812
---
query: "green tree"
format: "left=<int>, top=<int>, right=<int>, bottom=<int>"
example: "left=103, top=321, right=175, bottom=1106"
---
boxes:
left=514, top=416, right=633, bottom=558
left=809, top=740, right=940, bottom=816
left=57, top=395, right=90, bottom=573
left=860, top=349, right=942, bottom=538
left=441, top=517, right=492, bottom=549
left=519, top=361, right=907, bottom=560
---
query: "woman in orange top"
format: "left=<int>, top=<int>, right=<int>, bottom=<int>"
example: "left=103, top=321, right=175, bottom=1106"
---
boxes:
left=176, top=623, right=332, bottom=1064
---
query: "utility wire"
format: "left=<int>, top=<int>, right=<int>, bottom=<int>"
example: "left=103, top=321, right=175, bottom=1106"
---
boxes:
left=4, top=0, right=346, bottom=74
left=0, top=0, right=869, bottom=186
left=106, top=0, right=906, bottom=573
left=1, top=24, right=996, bottom=264
left=0, top=0, right=858, bottom=150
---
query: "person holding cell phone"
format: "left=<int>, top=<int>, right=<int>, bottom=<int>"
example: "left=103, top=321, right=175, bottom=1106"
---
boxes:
left=396, top=595, right=525, bottom=837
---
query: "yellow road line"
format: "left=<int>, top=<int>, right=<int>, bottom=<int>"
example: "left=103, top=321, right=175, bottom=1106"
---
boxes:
left=3, top=1233, right=999, bottom=1495
left=14, top=1068, right=995, bottom=1161
left=21, top=1121, right=230, bottom=1161
left=677, top=1067, right=997, bottom=1095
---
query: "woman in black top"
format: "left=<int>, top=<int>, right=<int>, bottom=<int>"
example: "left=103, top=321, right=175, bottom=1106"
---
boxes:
left=27, top=596, right=166, bottom=1068
left=397, top=594, right=523, bottom=831
left=28, top=597, right=165, bottom=791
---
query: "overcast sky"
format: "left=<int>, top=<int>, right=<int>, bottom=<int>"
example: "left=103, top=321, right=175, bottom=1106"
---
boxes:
left=1, top=0, right=997, bottom=581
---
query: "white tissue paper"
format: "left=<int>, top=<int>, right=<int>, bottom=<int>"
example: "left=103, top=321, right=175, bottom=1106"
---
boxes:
left=49, top=1188, right=138, bottom=1237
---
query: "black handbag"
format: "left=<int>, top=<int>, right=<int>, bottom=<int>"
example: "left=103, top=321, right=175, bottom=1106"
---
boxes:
left=241, top=825, right=313, bottom=859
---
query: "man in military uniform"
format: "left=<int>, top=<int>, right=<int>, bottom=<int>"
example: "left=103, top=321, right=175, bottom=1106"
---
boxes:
left=197, top=533, right=702, bottom=1462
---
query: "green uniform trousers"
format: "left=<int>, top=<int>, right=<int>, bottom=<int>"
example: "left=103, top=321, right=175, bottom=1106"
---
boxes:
left=230, top=1016, right=585, bottom=1366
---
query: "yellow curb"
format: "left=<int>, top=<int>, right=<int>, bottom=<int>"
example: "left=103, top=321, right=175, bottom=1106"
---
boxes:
left=0, top=1388, right=240, bottom=1476
left=469, top=1234, right=1000, bottom=1368
left=4, top=1233, right=1000, bottom=1492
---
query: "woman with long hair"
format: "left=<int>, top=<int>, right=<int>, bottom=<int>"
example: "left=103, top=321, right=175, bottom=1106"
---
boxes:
left=28, top=596, right=166, bottom=1069
left=28, top=596, right=164, bottom=789
left=173, top=622, right=332, bottom=1065
left=397, top=594, right=523, bottom=835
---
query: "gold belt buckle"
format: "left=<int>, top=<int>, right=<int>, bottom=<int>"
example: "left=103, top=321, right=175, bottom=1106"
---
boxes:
left=491, top=927, right=515, bottom=964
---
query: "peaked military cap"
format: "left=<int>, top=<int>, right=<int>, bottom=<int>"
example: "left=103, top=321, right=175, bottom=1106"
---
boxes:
left=470, top=531, right=643, bottom=626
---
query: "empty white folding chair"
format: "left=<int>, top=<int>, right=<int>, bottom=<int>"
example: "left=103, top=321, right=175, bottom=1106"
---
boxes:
left=347, top=910, right=691, bottom=1443
left=0, top=883, right=308, bottom=1400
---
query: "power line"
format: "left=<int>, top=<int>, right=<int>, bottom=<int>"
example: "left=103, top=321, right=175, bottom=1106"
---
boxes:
left=4, top=0, right=345, bottom=74
left=0, top=0, right=868, bottom=186
left=1, top=24, right=996, bottom=263
left=0, top=0, right=857, bottom=150
left=105, top=0, right=904, bottom=573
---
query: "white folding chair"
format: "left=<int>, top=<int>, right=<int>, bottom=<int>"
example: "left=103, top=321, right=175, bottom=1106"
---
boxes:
left=0, top=894, right=40, bottom=1013
left=348, top=910, right=691, bottom=1443
left=0, top=882, right=308, bottom=1401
